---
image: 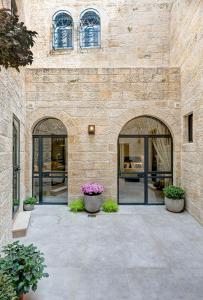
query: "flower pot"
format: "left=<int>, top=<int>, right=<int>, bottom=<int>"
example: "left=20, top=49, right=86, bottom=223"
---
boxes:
left=84, top=194, right=103, bottom=213
left=165, top=197, right=184, bottom=213
left=19, top=295, right=24, bottom=300
left=23, top=204, right=34, bottom=211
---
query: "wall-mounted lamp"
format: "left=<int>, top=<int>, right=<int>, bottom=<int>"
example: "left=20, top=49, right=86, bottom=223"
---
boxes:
left=88, top=125, right=95, bottom=135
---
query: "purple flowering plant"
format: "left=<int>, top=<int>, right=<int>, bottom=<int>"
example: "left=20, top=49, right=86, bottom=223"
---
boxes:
left=81, top=183, right=104, bottom=196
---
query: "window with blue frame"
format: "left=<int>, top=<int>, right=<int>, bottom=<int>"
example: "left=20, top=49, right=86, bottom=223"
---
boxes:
left=80, top=10, right=101, bottom=48
left=53, top=11, right=73, bottom=50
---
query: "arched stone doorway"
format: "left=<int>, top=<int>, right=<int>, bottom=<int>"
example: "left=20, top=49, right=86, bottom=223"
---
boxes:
left=118, top=116, right=173, bottom=205
left=33, top=118, right=68, bottom=204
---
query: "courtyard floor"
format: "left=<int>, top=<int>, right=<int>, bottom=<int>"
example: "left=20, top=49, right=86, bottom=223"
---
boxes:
left=20, top=205, right=203, bottom=300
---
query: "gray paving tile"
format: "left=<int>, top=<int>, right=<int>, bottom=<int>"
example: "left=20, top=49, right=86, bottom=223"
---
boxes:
left=19, top=205, right=203, bottom=300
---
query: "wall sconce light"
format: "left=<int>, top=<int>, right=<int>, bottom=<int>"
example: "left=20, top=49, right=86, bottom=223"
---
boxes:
left=88, top=125, right=95, bottom=135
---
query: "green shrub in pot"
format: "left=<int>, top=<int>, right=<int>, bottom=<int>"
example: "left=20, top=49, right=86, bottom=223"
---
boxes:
left=0, top=241, right=49, bottom=298
left=163, top=186, right=185, bottom=199
left=163, top=185, right=185, bottom=213
left=23, top=197, right=37, bottom=211
left=0, top=273, right=17, bottom=300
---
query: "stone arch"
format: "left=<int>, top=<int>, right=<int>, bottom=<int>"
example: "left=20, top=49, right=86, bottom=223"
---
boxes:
left=109, top=108, right=181, bottom=194
left=25, top=109, right=78, bottom=198
left=28, top=109, right=78, bottom=136
left=112, top=109, right=179, bottom=141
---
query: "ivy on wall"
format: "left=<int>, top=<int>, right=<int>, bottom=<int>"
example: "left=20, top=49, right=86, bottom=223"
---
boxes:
left=0, top=8, right=37, bottom=71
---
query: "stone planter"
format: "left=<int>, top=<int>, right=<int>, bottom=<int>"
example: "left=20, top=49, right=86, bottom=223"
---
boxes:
left=84, top=194, right=103, bottom=213
left=23, top=204, right=34, bottom=211
left=165, top=197, right=184, bottom=213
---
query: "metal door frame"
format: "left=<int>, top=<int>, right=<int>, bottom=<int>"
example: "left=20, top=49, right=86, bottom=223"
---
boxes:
left=32, top=135, right=68, bottom=205
left=118, top=134, right=173, bottom=205
left=13, top=114, right=20, bottom=216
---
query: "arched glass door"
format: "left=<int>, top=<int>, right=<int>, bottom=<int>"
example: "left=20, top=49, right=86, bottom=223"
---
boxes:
left=118, top=116, right=173, bottom=205
left=33, top=118, right=68, bottom=204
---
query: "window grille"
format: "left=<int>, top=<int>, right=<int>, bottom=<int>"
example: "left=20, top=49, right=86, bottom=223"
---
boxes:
left=80, top=10, right=101, bottom=48
left=53, top=12, right=73, bottom=49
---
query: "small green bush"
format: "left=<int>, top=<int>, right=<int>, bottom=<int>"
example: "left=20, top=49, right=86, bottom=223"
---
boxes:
left=102, top=199, right=118, bottom=213
left=69, top=199, right=85, bottom=212
left=163, top=185, right=185, bottom=200
left=0, top=273, right=17, bottom=300
left=24, top=197, right=37, bottom=205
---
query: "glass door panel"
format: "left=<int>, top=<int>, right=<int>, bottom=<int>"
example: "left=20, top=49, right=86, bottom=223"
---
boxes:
left=148, top=137, right=172, bottom=174
left=33, top=136, right=67, bottom=204
left=13, top=116, right=20, bottom=216
left=119, top=176, right=145, bottom=204
left=42, top=137, right=66, bottom=173
left=119, top=137, right=145, bottom=204
left=42, top=177, right=68, bottom=204
left=33, top=138, right=39, bottom=175
left=147, top=177, right=172, bottom=204
left=33, top=178, right=40, bottom=202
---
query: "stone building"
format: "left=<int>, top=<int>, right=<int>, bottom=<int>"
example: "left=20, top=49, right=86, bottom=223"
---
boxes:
left=0, top=0, right=203, bottom=245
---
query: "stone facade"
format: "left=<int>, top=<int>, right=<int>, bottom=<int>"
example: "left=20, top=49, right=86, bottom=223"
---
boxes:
left=25, top=67, right=181, bottom=200
left=0, top=68, right=26, bottom=247
left=0, top=0, right=203, bottom=246
left=170, top=0, right=203, bottom=223
left=24, top=0, right=173, bottom=68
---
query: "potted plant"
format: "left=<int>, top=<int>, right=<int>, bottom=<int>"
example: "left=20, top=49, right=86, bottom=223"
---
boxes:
left=23, top=197, right=37, bottom=211
left=0, top=241, right=49, bottom=300
left=0, top=273, right=17, bottom=300
left=163, top=185, right=185, bottom=213
left=81, top=183, right=104, bottom=213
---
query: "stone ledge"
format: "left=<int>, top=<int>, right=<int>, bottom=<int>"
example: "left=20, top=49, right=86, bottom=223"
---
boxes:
left=12, top=211, right=31, bottom=238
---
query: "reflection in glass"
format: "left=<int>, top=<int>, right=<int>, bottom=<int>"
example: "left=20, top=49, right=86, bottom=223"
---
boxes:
left=120, top=116, right=170, bottom=136
left=42, top=138, right=66, bottom=172
left=33, top=118, right=67, bottom=135
left=119, top=177, right=145, bottom=204
left=148, top=177, right=172, bottom=204
left=42, top=178, right=68, bottom=204
left=33, top=178, right=40, bottom=202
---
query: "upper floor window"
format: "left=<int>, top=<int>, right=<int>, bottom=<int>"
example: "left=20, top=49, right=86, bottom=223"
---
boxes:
left=80, top=9, right=101, bottom=48
left=53, top=11, right=73, bottom=50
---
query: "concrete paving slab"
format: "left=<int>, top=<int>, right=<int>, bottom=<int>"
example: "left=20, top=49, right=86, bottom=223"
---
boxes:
left=19, top=205, right=203, bottom=300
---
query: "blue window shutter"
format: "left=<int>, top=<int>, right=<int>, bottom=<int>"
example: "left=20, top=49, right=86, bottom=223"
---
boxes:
left=80, top=11, right=100, bottom=48
left=53, top=12, right=73, bottom=49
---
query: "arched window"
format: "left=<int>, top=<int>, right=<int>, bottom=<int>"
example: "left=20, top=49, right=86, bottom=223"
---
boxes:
left=53, top=11, right=73, bottom=50
left=80, top=9, right=101, bottom=48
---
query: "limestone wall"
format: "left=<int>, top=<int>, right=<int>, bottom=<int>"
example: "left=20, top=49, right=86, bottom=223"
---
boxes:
left=0, top=68, right=26, bottom=247
left=25, top=67, right=181, bottom=200
left=24, top=0, right=173, bottom=68
left=170, top=0, right=203, bottom=223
